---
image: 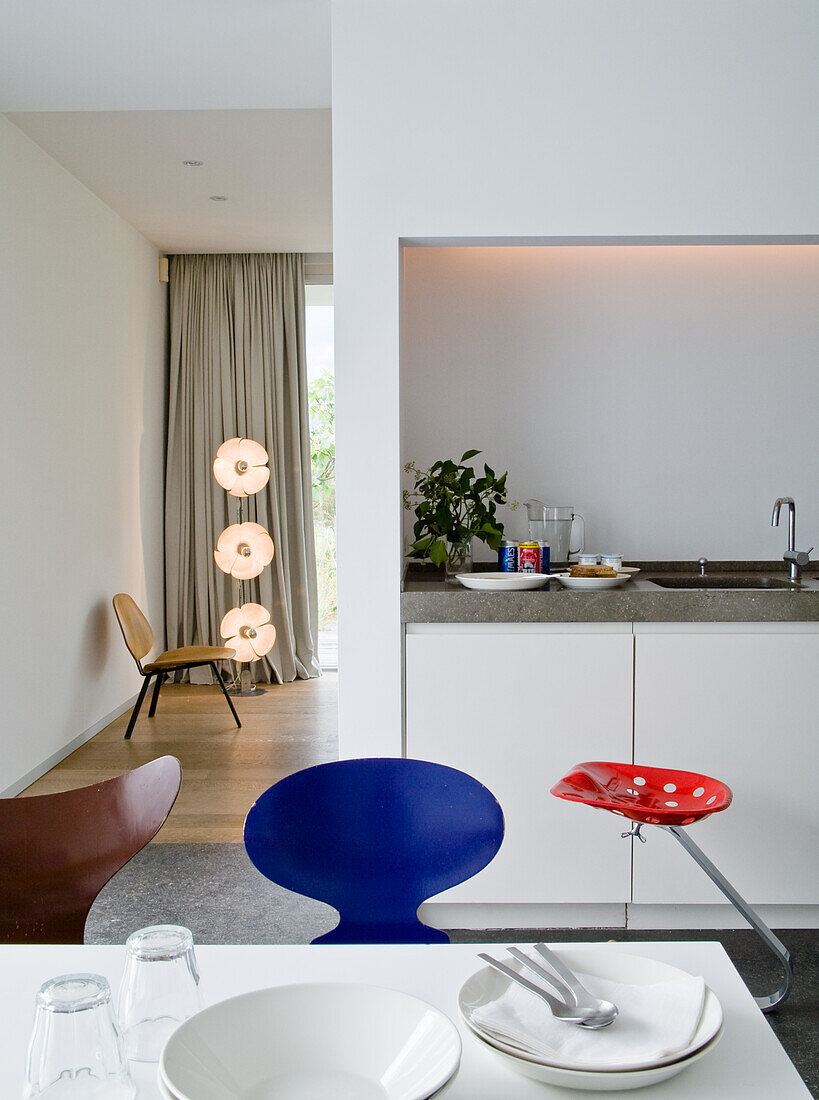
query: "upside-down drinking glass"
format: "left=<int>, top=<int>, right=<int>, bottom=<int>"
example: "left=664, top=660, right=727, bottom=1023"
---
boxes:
left=24, top=973, right=135, bottom=1099
left=117, top=925, right=202, bottom=1062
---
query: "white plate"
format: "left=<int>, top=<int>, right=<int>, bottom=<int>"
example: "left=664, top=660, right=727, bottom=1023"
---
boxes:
left=160, top=982, right=462, bottom=1100
left=465, top=1024, right=723, bottom=1091
left=157, top=1077, right=177, bottom=1100
left=159, top=1065, right=460, bottom=1100
left=458, top=949, right=723, bottom=1072
left=549, top=572, right=632, bottom=589
left=456, top=572, right=550, bottom=590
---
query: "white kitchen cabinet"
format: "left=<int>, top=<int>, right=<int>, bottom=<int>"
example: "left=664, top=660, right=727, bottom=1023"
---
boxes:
left=632, top=625, right=819, bottom=907
left=404, top=625, right=633, bottom=904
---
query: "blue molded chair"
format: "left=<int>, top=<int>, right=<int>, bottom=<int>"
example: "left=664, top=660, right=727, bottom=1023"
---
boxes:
left=243, top=757, right=505, bottom=944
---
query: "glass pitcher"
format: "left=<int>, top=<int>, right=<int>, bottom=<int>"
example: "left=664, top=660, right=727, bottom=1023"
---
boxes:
left=524, top=500, right=585, bottom=564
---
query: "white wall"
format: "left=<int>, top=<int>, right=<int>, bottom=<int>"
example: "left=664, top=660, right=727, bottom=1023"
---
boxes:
left=401, top=244, right=819, bottom=561
left=332, top=0, right=819, bottom=756
left=0, top=115, right=168, bottom=793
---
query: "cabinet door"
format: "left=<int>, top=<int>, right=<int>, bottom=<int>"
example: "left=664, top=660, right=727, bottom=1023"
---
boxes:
left=633, top=627, right=819, bottom=906
left=405, top=628, right=633, bottom=904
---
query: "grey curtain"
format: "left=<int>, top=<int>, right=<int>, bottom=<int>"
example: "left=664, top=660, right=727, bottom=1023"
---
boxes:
left=165, top=253, right=320, bottom=682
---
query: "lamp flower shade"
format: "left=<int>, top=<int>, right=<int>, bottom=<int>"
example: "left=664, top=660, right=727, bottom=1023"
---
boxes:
left=220, top=603, right=277, bottom=662
left=214, top=522, right=275, bottom=579
left=213, top=437, right=270, bottom=497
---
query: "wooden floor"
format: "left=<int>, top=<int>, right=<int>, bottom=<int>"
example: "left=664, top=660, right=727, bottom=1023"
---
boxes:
left=20, top=675, right=338, bottom=844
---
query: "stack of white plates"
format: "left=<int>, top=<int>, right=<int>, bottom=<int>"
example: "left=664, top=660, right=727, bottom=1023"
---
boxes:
left=158, top=982, right=461, bottom=1100
left=458, top=949, right=723, bottom=1092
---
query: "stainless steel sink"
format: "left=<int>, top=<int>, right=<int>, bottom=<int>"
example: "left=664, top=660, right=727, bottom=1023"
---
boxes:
left=647, top=575, right=800, bottom=590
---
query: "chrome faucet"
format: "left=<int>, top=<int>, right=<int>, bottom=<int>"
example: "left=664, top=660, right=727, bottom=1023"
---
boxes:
left=771, top=497, right=812, bottom=582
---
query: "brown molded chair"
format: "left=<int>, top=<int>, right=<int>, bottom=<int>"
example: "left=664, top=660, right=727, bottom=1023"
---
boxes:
left=0, top=756, right=182, bottom=943
left=113, top=593, right=240, bottom=739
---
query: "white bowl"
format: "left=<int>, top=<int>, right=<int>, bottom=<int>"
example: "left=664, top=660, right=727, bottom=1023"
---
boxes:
left=465, top=1023, right=723, bottom=1091
left=160, top=982, right=462, bottom=1100
left=459, top=948, right=723, bottom=1072
left=456, top=572, right=550, bottom=590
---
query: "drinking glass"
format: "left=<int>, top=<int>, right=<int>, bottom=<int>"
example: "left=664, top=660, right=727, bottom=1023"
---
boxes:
left=24, top=973, right=135, bottom=1099
left=117, top=924, right=202, bottom=1062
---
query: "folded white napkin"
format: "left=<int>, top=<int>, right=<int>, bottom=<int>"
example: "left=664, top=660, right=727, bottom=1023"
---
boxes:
left=471, top=953, right=706, bottom=1069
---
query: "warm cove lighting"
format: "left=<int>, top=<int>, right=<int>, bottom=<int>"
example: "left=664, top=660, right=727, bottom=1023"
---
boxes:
left=220, top=603, right=277, bottom=662
left=213, top=437, right=270, bottom=497
left=214, top=522, right=275, bottom=580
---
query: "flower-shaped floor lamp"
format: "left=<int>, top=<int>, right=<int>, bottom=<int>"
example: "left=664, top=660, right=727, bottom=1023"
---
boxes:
left=213, top=438, right=277, bottom=696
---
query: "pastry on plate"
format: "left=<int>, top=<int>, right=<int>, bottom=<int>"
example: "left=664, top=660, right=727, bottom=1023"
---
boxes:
left=569, top=564, right=618, bottom=578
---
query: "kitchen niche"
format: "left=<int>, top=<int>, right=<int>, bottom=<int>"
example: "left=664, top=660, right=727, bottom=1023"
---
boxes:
left=399, top=239, right=819, bottom=563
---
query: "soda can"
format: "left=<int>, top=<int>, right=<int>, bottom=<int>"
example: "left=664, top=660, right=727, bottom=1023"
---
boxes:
left=497, top=539, right=518, bottom=572
left=518, top=542, right=541, bottom=573
left=538, top=541, right=551, bottom=575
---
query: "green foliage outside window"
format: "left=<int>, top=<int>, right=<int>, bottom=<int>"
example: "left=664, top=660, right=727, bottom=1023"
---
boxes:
left=309, top=368, right=336, bottom=627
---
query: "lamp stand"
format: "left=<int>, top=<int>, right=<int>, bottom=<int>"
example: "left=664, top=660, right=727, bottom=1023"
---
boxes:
left=235, top=666, right=266, bottom=696
left=226, top=494, right=268, bottom=697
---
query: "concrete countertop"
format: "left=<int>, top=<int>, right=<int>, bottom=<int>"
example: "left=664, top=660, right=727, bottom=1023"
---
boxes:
left=401, top=562, right=819, bottom=623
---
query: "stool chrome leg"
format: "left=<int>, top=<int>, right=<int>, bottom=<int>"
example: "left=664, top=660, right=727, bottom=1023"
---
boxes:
left=660, top=824, right=793, bottom=1012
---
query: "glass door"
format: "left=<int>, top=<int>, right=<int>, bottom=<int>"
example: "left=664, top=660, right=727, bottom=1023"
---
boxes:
left=305, top=284, right=336, bottom=670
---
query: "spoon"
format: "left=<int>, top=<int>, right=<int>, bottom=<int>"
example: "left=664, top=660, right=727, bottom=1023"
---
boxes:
left=513, top=945, right=618, bottom=1027
left=478, top=953, right=616, bottom=1029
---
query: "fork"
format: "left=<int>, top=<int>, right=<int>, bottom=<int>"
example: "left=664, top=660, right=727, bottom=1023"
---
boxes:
left=477, top=953, right=616, bottom=1029
left=511, top=945, right=618, bottom=1027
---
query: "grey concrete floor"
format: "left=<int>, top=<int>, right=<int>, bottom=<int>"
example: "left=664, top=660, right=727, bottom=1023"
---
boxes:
left=88, top=843, right=818, bottom=1096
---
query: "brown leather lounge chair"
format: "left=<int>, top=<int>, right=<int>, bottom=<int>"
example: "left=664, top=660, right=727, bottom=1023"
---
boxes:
left=0, top=756, right=182, bottom=943
left=113, top=593, right=240, bottom=739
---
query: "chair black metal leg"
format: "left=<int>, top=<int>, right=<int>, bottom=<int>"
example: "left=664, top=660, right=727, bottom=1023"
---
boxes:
left=148, top=672, right=165, bottom=717
left=661, top=824, right=793, bottom=1012
left=211, top=663, right=241, bottom=728
left=124, top=676, right=152, bottom=740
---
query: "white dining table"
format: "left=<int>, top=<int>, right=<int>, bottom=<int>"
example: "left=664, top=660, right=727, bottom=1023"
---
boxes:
left=0, top=940, right=810, bottom=1098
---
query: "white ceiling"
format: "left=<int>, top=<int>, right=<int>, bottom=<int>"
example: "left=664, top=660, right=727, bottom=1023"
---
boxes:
left=2, top=1, right=332, bottom=253
left=8, top=109, right=333, bottom=253
left=0, top=0, right=330, bottom=111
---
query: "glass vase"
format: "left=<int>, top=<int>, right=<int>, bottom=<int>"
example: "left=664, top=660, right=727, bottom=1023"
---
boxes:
left=444, top=539, right=473, bottom=583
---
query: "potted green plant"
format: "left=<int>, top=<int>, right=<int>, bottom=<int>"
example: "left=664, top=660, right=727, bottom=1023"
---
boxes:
left=403, top=450, right=511, bottom=580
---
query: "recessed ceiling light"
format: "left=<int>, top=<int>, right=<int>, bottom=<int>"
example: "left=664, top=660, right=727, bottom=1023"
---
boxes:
left=210, top=195, right=228, bottom=202
left=182, top=160, right=203, bottom=167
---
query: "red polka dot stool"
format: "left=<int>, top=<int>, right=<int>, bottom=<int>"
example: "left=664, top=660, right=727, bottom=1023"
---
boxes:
left=551, top=761, right=793, bottom=1012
